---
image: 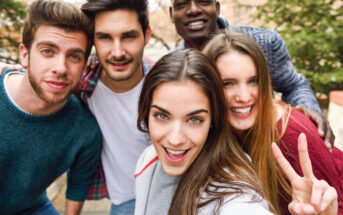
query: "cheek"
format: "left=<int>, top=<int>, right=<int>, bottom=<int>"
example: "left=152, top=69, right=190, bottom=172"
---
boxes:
left=224, top=89, right=232, bottom=106
left=148, top=119, right=164, bottom=144
left=190, top=124, right=211, bottom=148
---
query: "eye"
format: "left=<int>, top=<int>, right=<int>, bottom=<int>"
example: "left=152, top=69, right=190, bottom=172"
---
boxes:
left=249, top=78, right=258, bottom=84
left=123, top=34, right=137, bottom=40
left=199, top=0, right=212, bottom=5
left=174, top=0, right=187, bottom=9
left=188, top=117, right=203, bottom=124
left=223, top=81, right=233, bottom=88
left=41, top=49, right=53, bottom=56
left=69, top=54, right=83, bottom=62
left=154, top=113, right=169, bottom=121
left=97, top=34, right=111, bottom=40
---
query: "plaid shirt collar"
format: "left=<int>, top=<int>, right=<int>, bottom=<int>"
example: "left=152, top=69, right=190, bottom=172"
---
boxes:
left=76, top=56, right=154, bottom=103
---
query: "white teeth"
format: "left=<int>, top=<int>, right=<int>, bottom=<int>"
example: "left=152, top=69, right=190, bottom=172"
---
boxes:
left=232, top=107, right=251, bottom=114
left=188, top=21, right=204, bottom=26
left=166, top=148, right=186, bottom=155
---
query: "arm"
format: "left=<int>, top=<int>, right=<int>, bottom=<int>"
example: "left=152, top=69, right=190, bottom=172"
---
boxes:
left=0, top=62, right=24, bottom=74
left=266, top=31, right=320, bottom=113
left=65, top=199, right=84, bottom=215
left=66, top=129, right=102, bottom=203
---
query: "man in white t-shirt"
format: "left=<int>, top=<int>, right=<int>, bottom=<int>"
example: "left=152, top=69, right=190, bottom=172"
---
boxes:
left=75, top=0, right=153, bottom=214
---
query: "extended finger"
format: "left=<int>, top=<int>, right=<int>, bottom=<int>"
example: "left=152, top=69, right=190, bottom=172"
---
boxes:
left=272, top=142, right=299, bottom=181
left=298, top=133, right=315, bottom=179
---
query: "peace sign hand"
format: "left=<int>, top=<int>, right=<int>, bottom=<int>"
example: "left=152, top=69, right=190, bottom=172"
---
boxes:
left=271, top=133, right=338, bottom=215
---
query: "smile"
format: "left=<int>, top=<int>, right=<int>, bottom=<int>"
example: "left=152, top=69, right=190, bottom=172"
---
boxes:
left=230, top=106, right=253, bottom=119
left=46, top=81, right=68, bottom=92
left=231, top=106, right=251, bottom=114
left=186, top=20, right=206, bottom=30
left=164, top=147, right=189, bottom=164
left=188, top=20, right=205, bottom=26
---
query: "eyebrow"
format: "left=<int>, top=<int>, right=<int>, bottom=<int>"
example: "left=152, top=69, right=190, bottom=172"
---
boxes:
left=122, top=30, right=140, bottom=37
left=151, top=105, right=209, bottom=116
left=95, top=32, right=109, bottom=37
left=36, top=41, right=85, bottom=55
left=36, top=41, right=59, bottom=49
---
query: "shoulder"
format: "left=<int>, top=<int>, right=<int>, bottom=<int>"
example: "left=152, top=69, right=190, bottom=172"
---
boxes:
left=229, top=25, right=280, bottom=42
left=199, top=185, right=273, bottom=215
left=219, top=189, right=273, bottom=215
left=66, top=95, right=102, bottom=144
left=135, top=145, right=158, bottom=178
left=283, top=108, right=321, bottom=140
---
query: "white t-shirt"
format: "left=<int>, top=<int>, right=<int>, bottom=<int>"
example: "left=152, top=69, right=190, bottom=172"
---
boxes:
left=87, top=79, right=151, bottom=205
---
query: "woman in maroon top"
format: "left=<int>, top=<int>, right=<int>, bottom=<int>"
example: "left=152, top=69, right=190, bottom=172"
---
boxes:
left=203, top=30, right=342, bottom=215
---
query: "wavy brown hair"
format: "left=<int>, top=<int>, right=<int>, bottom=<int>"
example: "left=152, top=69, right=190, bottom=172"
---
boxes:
left=23, top=0, right=93, bottom=58
left=138, top=49, right=267, bottom=215
left=203, top=30, right=291, bottom=214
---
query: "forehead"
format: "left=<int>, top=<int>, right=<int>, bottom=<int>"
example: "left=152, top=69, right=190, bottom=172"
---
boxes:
left=32, top=24, right=87, bottom=51
left=94, top=9, right=142, bottom=34
left=152, top=80, right=210, bottom=113
left=217, top=52, right=257, bottom=78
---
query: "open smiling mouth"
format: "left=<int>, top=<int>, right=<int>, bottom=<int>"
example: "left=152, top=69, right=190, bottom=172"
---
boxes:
left=186, top=20, right=207, bottom=30
left=164, top=147, right=189, bottom=162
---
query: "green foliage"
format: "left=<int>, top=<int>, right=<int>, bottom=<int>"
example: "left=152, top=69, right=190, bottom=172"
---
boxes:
left=0, top=0, right=27, bottom=63
left=254, top=0, right=343, bottom=94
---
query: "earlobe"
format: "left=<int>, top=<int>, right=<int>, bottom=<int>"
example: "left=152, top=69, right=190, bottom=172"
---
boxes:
left=19, top=44, right=29, bottom=68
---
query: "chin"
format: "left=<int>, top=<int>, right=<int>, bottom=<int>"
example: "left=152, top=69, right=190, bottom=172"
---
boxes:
left=162, top=165, right=186, bottom=176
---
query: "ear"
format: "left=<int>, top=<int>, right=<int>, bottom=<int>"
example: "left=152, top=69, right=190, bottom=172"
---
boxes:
left=169, top=6, right=174, bottom=23
left=215, top=1, right=220, bottom=18
left=144, top=26, right=152, bottom=46
left=19, top=44, right=29, bottom=68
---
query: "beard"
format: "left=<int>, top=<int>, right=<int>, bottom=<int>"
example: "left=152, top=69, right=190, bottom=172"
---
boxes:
left=27, top=67, right=75, bottom=105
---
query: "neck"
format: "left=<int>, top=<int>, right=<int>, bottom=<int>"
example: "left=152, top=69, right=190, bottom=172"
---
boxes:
left=184, top=24, right=220, bottom=51
left=184, top=38, right=209, bottom=51
left=99, top=63, right=144, bottom=93
left=6, top=72, right=65, bottom=115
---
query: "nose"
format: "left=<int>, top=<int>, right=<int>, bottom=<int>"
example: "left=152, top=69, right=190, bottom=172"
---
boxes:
left=111, top=40, right=126, bottom=59
left=235, top=84, right=251, bottom=103
left=187, top=0, right=201, bottom=16
left=52, top=54, right=67, bottom=75
left=167, top=122, right=186, bottom=146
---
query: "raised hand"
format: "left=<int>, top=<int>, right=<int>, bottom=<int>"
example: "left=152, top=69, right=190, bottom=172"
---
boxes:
left=295, top=105, right=335, bottom=152
left=272, top=133, right=338, bottom=215
left=0, top=62, right=24, bottom=74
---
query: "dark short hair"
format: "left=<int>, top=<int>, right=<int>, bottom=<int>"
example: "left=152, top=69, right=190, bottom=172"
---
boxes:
left=22, top=0, right=93, bottom=58
left=81, top=0, right=149, bottom=34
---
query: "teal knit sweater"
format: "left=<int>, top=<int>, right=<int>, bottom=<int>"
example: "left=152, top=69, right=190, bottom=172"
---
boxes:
left=0, top=70, right=102, bottom=214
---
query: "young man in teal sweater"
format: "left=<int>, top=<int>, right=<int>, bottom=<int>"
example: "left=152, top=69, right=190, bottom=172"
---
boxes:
left=0, top=0, right=101, bottom=214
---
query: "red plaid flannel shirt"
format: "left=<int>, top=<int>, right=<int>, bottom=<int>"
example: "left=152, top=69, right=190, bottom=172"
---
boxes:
left=74, top=55, right=155, bottom=200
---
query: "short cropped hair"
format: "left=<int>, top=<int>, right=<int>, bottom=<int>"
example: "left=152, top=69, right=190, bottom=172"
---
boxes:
left=81, top=0, right=149, bottom=34
left=22, top=0, right=93, bottom=58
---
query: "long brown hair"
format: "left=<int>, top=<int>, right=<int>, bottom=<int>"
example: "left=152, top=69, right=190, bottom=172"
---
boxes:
left=203, top=30, right=291, bottom=215
left=137, top=49, right=267, bottom=215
